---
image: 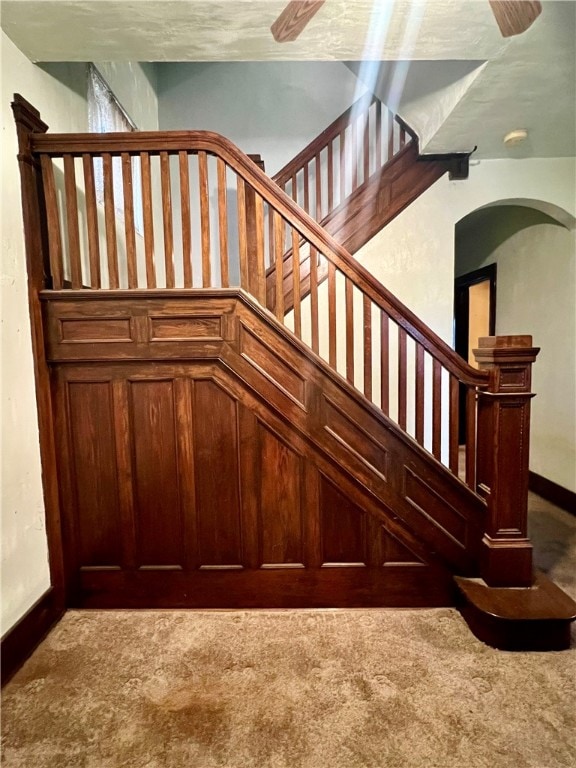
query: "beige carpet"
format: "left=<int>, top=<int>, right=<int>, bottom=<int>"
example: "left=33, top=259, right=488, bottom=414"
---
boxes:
left=2, top=494, right=575, bottom=768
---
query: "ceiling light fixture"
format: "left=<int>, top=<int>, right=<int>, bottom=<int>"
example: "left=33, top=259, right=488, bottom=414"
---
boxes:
left=503, top=129, right=528, bottom=147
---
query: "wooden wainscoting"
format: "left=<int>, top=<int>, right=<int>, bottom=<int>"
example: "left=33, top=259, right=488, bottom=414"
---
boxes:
left=42, top=289, right=487, bottom=609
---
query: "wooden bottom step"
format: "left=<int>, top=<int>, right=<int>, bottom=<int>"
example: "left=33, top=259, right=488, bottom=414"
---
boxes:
left=455, top=571, right=576, bottom=651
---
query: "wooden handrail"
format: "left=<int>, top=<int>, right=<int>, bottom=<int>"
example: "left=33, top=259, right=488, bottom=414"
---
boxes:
left=272, top=92, right=378, bottom=186
left=31, top=128, right=487, bottom=387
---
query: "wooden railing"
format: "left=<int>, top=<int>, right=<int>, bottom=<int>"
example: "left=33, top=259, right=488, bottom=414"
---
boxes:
left=32, top=126, right=488, bottom=491
left=272, top=92, right=410, bottom=221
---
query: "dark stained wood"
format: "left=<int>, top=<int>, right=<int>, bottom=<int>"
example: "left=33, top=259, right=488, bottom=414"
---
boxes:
left=465, top=387, right=477, bottom=489
left=270, top=0, right=326, bottom=43
left=415, top=344, right=425, bottom=444
left=67, top=381, right=122, bottom=565
left=258, top=424, right=304, bottom=566
left=529, top=472, right=576, bottom=515
left=273, top=211, right=285, bottom=321
left=39, top=154, right=63, bottom=289
left=217, top=157, right=228, bottom=288
left=63, top=155, right=82, bottom=289
left=380, top=312, right=389, bottom=415
left=160, top=151, right=175, bottom=289
left=11, top=95, right=67, bottom=614
left=320, top=475, right=366, bottom=565
left=130, top=379, right=183, bottom=566
left=1, top=588, right=64, bottom=686
left=363, top=294, right=372, bottom=400
left=310, top=246, right=319, bottom=354
left=455, top=571, right=576, bottom=651
left=236, top=176, right=248, bottom=291
left=82, top=154, right=101, bottom=288
left=345, top=276, right=354, bottom=384
left=449, top=375, right=459, bottom=473
left=328, top=261, right=336, bottom=368
left=102, top=153, right=119, bottom=289
left=194, top=379, right=243, bottom=567
left=198, top=151, right=211, bottom=287
left=398, top=326, right=407, bottom=430
left=179, top=151, right=193, bottom=288
left=254, top=193, right=266, bottom=304
left=292, top=228, right=301, bottom=337
left=432, top=359, right=442, bottom=460
left=121, top=152, right=138, bottom=289
left=140, top=152, right=156, bottom=289
left=474, top=335, right=539, bottom=587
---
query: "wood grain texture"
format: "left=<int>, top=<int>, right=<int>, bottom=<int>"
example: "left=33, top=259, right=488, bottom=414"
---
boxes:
left=44, top=291, right=487, bottom=604
left=271, top=0, right=326, bottom=43
left=489, top=0, right=542, bottom=38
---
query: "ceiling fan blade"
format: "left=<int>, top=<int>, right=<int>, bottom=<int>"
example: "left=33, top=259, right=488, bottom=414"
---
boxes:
left=489, top=0, right=542, bottom=38
left=271, top=0, right=326, bottom=43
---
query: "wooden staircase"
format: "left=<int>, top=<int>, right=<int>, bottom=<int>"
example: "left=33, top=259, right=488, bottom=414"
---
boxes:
left=12, top=94, right=576, bottom=650
left=267, top=94, right=468, bottom=312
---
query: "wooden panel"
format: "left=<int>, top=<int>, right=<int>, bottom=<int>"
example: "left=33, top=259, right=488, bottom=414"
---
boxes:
left=383, top=529, right=424, bottom=565
left=193, top=379, right=243, bottom=567
left=67, top=382, right=121, bottom=566
left=403, top=467, right=467, bottom=546
left=258, top=424, right=304, bottom=566
left=323, top=396, right=387, bottom=481
left=239, top=325, right=305, bottom=405
left=320, top=475, right=366, bottom=565
left=149, top=315, right=222, bottom=341
left=60, top=318, right=132, bottom=343
left=129, top=379, right=183, bottom=566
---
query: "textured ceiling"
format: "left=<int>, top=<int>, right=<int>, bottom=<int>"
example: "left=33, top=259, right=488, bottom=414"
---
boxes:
left=1, top=0, right=507, bottom=62
left=1, top=0, right=574, bottom=158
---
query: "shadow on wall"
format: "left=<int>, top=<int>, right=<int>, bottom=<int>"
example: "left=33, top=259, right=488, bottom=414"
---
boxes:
left=455, top=202, right=572, bottom=277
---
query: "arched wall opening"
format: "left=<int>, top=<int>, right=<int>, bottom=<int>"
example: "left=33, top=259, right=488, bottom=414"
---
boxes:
left=454, top=202, right=575, bottom=494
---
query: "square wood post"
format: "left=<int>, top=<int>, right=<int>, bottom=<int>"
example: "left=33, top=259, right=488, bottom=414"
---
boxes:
left=473, top=335, right=540, bottom=587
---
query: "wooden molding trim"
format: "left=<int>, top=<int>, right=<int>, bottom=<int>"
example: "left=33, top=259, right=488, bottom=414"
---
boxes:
left=1, top=588, right=64, bottom=686
left=529, top=471, right=576, bottom=516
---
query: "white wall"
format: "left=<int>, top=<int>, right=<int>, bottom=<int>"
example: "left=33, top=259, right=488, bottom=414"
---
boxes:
left=456, top=206, right=576, bottom=493
left=0, top=35, right=160, bottom=634
left=157, top=62, right=368, bottom=176
left=1, top=34, right=89, bottom=634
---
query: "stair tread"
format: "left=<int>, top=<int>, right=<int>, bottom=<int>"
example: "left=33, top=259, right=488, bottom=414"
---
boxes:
left=455, top=571, right=576, bottom=621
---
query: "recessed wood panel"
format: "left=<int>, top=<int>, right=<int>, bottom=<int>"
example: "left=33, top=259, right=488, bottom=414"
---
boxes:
left=149, top=315, right=222, bottom=341
left=404, top=468, right=467, bottom=545
left=60, top=318, right=132, bottom=342
left=68, top=381, right=121, bottom=566
left=320, top=475, right=366, bottom=565
left=382, top=529, right=424, bottom=565
left=258, top=425, right=303, bottom=566
left=323, top=397, right=387, bottom=480
left=239, top=325, right=305, bottom=405
left=129, top=380, right=183, bottom=566
left=193, top=379, right=243, bottom=567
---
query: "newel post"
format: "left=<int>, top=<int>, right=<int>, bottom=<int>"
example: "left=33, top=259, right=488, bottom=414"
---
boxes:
left=11, top=95, right=67, bottom=604
left=473, top=335, right=540, bottom=587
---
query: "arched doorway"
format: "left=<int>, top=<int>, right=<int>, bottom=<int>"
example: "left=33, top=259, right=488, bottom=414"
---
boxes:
left=453, top=201, right=576, bottom=494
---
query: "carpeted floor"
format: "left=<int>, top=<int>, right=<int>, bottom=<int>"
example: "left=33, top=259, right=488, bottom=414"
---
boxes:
left=2, top=493, right=575, bottom=768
